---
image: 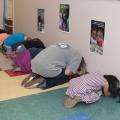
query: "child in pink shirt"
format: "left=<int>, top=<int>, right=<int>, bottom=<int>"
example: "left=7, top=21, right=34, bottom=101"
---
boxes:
left=64, top=72, right=120, bottom=108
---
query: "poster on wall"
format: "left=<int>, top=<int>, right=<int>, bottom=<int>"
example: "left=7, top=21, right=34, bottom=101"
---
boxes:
left=90, top=20, right=105, bottom=55
left=59, top=4, right=69, bottom=32
left=37, top=9, right=44, bottom=32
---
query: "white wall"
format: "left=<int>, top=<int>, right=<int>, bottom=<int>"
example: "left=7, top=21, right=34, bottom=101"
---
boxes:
left=0, top=0, right=3, bottom=29
left=14, top=0, right=120, bottom=78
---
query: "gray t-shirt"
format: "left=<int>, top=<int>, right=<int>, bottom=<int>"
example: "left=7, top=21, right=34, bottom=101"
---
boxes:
left=31, top=43, right=82, bottom=78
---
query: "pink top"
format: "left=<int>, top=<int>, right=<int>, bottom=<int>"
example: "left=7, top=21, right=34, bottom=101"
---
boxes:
left=66, top=72, right=107, bottom=104
left=15, top=50, right=32, bottom=73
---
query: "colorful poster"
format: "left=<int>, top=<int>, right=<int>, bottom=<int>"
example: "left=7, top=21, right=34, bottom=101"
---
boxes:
left=37, top=9, right=44, bottom=32
left=90, top=20, right=105, bottom=55
left=59, top=4, right=69, bottom=32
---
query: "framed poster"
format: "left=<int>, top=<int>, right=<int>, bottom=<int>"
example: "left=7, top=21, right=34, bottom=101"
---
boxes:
left=59, top=4, right=69, bottom=32
left=90, top=20, right=105, bottom=55
left=37, top=9, right=44, bottom=32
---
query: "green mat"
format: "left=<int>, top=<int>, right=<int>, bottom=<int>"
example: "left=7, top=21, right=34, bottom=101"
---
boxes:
left=0, top=88, right=119, bottom=120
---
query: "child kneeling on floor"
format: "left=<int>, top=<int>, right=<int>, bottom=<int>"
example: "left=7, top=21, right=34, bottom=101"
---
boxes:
left=64, top=72, right=120, bottom=108
left=21, top=43, right=86, bottom=89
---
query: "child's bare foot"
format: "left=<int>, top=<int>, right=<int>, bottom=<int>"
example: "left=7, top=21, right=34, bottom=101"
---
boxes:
left=11, top=62, right=16, bottom=66
left=12, top=66, right=21, bottom=72
left=64, top=96, right=80, bottom=108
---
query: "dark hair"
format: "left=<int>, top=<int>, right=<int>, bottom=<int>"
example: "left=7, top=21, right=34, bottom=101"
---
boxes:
left=23, top=38, right=46, bottom=49
left=1, top=43, right=7, bottom=54
left=104, top=75, right=120, bottom=102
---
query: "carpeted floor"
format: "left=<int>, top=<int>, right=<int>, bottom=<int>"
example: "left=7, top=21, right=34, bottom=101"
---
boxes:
left=0, top=88, right=119, bottom=120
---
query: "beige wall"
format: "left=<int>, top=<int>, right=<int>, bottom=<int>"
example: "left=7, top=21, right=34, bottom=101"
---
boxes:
left=14, top=0, right=120, bottom=78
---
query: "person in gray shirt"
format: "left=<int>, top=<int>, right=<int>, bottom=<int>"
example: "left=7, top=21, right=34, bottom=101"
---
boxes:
left=21, top=43, right=83, bottom=89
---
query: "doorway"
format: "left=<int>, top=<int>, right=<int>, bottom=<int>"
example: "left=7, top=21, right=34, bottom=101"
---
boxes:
left=3, top=0, right=14, bottom=33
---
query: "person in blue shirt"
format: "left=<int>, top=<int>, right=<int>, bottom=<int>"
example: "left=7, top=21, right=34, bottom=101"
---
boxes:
left=3, top=33, right=30, bottom=54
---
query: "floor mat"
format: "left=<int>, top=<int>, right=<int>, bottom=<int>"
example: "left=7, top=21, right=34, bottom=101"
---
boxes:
left=4, top=69, right=28, bottom=77
left=0, top=88, right=119, bottom=120
left=60, top=112, right=92, bottom=120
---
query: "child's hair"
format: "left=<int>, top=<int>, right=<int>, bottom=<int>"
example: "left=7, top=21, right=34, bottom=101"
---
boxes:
left=103, top=75, right=120, bottom=102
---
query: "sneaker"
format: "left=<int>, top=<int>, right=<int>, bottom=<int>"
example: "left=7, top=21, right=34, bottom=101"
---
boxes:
left=24, top=77, right=45, bottom=89
left=21, top=74, right=34, bottom=86
left=64, top=96, right=80, bottom=108
left=21, top=73, right=41, bottom=87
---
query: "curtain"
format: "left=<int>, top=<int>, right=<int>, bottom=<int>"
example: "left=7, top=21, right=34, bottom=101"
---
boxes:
left=5, top=0, right=13, bottom=19
left=3, top=0, right=13, bottom=33
left=0, top=0, right=3, bottom=29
